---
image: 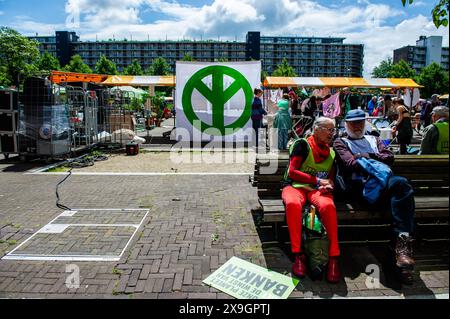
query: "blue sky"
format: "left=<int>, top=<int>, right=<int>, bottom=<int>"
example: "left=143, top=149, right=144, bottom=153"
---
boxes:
left=0, top=0, right=448, bottom=75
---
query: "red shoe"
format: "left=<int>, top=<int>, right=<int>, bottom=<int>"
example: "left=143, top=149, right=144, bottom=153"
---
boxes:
left=326, top=257, right=341, bottom=283
left=292, top=253, right=307, bottom=278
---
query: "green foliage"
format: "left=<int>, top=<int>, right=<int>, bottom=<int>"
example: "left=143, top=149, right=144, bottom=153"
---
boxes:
left=389, top=60, right=417, bottom=79
left=261, top=70, right=268, bottom=83
left=35, top=51, right=60, bottom=71
left=0, top=27, right=40, bottom=86
left=432, top=0, right=449, bottom=28
left=402, top=0, right=449, bottom=28
left=372, top=59, right=416, bottom=79
left=127, top=97, right=143, bottom=112
left=95, top=55, right=117, bottom=75
left=146, top=57, right=171, bottom=75
left=150, top=91, right=166, bottom=117
left=123, top=59, right=143, bottom=75
left=0, top=66, right=10, bottom=87
left=181, top=54, right=195, bottom=61
left=416, top=62, right=449, bottom=98
left=218, top=57, right=229, bottom=62
left=63, top=55, right=93, bottom=73
left=272, top=58, right=297, bottom=77
left=371, top=58, right=393, bottom=78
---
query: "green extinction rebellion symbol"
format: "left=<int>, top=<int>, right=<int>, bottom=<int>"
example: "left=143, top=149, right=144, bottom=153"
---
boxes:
left=182, top=65, right=254, bottom=135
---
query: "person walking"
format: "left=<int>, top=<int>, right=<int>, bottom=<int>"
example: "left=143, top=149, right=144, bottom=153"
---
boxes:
left=392, top=98, right=413, bottom=155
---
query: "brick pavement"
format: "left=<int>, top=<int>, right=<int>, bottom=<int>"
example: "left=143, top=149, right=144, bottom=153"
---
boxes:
left=0, top=155, right=448, bottom=299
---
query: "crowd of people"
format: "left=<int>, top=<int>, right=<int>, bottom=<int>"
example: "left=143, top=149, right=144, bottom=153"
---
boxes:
left=251, top=87, right=448, bottom=285
left=251, top=87, right=449, bottom=155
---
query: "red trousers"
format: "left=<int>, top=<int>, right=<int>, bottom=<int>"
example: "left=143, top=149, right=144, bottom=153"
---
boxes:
left=282, top=186, right=340, bottom=257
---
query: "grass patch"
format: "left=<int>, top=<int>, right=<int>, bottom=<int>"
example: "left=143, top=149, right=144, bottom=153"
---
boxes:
left=46, top=165, right=71, bottom=173
left=112, top=267, right=123, bottom=276
left=211, top=233, right=220, bottom=243
left=0, top=238, right=17, bottom=245
left=212, top=211, right=224, bottom=224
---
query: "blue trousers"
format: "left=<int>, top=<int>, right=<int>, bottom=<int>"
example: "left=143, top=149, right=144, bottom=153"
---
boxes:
left=252, top=120, right=262, bottom=147
left=278, top=128, right=289, bottom=150
left=386, top=175, right=415, bottom=234
left=351, top=175, right=415, bottom=234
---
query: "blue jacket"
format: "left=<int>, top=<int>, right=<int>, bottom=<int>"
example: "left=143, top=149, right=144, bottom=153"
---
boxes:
left=356, top=157, right=392, bottom=204
left=251, top=97, right=267, bottom=121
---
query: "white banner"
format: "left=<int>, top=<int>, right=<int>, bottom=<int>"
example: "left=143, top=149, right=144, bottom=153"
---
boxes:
left=175, top=61, right=261, bottom=142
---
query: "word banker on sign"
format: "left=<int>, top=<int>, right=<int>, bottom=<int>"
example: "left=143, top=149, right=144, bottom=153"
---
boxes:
left=203, top=257, right=299, bottom=299
left=175, top=61, right=261, bottom=142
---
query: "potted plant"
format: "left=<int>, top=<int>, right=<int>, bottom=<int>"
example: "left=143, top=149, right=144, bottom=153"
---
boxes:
left=150, top=92, right=166, bottom=127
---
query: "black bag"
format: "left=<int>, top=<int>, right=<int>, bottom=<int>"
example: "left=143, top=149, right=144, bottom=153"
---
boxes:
left=302, top=204, right=329, bottom=280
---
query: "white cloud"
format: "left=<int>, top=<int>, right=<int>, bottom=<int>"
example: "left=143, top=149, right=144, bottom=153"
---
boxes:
left=10, top=16, right=65, bottom=36
left=410, top=1, right=427, bottom=7
left=9, top=0, right=449, bottom=76
left=342, top=14, right=449, bottom=76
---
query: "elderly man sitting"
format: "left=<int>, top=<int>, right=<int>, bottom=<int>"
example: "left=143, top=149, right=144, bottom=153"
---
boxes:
left=333, top=109, right=416, bottom=284
left=420, top=106, right=449, bottom=154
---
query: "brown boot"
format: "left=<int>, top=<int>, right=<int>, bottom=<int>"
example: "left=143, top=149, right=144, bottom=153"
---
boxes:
left=395, top=235, right=415, bottom=270
left=399, top=268, right=414, bottom=285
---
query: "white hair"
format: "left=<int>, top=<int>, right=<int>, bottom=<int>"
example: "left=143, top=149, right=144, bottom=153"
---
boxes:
left=313, top=117, right=335, bottom=132
left=344, top=121, right=366, bottom=139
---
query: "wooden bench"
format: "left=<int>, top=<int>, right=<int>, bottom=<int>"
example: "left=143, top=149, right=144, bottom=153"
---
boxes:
left=252, top=153, right=449, bottom=244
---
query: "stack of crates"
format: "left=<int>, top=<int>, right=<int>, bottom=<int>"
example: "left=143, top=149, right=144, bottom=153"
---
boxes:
left=0, top=89, right=19, bottom=155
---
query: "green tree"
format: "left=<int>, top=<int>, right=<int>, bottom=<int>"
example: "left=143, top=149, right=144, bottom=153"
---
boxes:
left=35, top=51, right=60, bottom=71
left=181, top=54, right=195, bottom=61
left=123, top=59, right=143, bottom=75
left=150, top=91, right=166, bottom=118
left=261, top=70, right=269, bottom=83
left=0, top=66, right=10, bottom=87
left=372, top=58, right=393, bottom=78
left=0, top=27, right=40, bottom=86
left=389, top=59, right=417, bottom=79
left=416, top=62, right=449, bottom=98
left=272, top=58, right=297, bottom=77
left=95, top=55, right=117, bottom=75
left=63, top=55, right=93, bottom=73
left=402, top=0, right=449, bottom=28
left=146, top=57, right=171, bottom=75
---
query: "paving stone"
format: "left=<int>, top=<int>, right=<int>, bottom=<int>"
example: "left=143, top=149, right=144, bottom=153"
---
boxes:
left=183, top=269, right=193, bottom=285
left=0, top=169, right=447, bottom=299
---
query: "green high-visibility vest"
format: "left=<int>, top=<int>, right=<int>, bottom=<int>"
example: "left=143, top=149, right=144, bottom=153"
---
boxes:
left=288, top=138, right=335, bottom=190
left=434, top=121, right=449, bottom=154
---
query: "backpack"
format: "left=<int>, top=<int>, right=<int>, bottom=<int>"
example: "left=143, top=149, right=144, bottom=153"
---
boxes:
left=302, top=204, right=329, bottom=280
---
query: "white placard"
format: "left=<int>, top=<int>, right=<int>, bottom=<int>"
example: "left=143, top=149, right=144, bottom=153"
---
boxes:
left=175, top=61, right=261, bottom=142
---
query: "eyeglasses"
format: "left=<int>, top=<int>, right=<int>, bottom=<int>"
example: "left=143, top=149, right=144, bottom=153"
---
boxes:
left=319, top=127, right=337, bottom=133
